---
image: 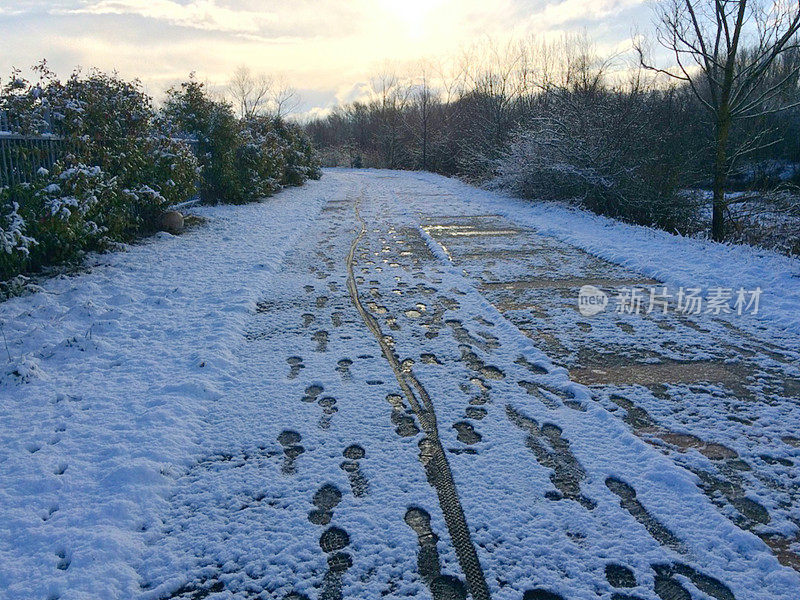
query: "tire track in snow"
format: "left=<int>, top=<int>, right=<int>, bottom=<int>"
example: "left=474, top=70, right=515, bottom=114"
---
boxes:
left=345, top=191, right=492, bottom=600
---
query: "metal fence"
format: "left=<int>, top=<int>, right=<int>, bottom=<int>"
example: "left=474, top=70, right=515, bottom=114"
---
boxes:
left=0, top=110, right=65, bottom=187
left=0, top=134, right=65, bottom=187
left=1, top=109, right=200, bottom=189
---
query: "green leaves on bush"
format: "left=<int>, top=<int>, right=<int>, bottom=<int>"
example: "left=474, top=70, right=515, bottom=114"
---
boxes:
left=0, top=66, right=199, bottom=281
left=1, top=67, right=320, bottom=284
left=163, top=77, right=320, bottom=205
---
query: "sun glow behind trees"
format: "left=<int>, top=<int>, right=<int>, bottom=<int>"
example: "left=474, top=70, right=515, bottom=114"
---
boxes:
left=0, top=0, right=652, bottom=118
left=378, top=0, right=446, bottom=39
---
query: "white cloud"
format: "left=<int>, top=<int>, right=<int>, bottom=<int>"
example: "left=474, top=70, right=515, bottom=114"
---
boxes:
left=535, top=0, right=647, bottom=27
left=69, top=0, right=274, bottom=33
left=65, top=0, right=366, bottom=38
left=0, top=0, right=655, bottom=113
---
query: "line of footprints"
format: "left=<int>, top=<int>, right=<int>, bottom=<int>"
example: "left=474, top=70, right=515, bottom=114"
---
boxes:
left=301, top=384, right=338, bottom=430
left=277, top=277, right=736, bottom=598
left=287, top=447, right=471, bottom=600
left=284, top=444, right=368, bottom=600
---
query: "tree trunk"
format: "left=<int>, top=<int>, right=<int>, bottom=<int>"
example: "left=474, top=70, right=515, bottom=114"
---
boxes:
left=711, top=109, right=731, bottom=242
left=422, top=112, right=428, bottom=171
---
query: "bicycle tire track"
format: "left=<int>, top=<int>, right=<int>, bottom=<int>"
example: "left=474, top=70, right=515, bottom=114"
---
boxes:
left=345, top=191, right=492, bottom=600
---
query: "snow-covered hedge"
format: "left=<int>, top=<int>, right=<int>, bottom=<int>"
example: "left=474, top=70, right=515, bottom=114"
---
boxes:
left=0, top=65, right=320, bottom=283
left=0, top=63, right=199, bottom=282
left=163, top=78, right=320, bottom=205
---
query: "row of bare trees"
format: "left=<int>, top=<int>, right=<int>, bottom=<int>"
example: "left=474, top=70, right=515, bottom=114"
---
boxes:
left=228, top=65, right=300, bottom=119
left=306, top=0, right=800, bottom=243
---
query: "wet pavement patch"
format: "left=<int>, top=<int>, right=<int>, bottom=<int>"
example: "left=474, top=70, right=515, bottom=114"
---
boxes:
left=481, top=277, right=660, bottom=290
left=570, top=359, right=751, bottom=391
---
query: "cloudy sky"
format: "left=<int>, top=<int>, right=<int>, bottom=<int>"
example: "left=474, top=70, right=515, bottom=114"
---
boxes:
left=0, top=0, right=654, bottom=117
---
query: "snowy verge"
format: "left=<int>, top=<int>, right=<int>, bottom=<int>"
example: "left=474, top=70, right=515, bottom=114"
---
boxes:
left=0, top=178, right=336, bottom=599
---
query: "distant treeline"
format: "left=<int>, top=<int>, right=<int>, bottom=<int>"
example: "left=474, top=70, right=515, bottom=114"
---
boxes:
left=306, top=32, right=800, bottom=252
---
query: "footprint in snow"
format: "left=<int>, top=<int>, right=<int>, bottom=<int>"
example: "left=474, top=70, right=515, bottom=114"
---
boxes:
left=452, top=421, right=481, bottom=445
left=317, top=396, right=338, bottom=430
left=55, top=549, right=70, bottom=571
left=605, top=477, right=684, bottom=553
left=301, top=384, right=324, bottom=403
left=287, top=356, right=305, bottom=379
left=336, top=358, right=352, bottom=380
left=318, top=527, right=352, bottom=600
left=340, top=445, right=368, bottom=498
left=404, top=506, right=467, bottom=600
left=277, top=430, right=305, bottom=475
left=507, top=405, right=595, bottom=510
left=303, top=483, right=353, bottom=600
left=308, top=483, right=342, bottom=526
left=313, top=330, right=329, bottom=352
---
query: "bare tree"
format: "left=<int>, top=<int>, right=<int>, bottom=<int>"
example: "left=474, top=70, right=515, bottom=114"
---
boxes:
left=461, top=38, right=526, bottom=146
left=228, top=65, right=273, bottom=119
left=639, top=0, right=800, bottom=240
left=405, top=61, right=437, bottom=170
left=271, top=76, right=300, bottom=118
left=370, top=70, right=412, bottom=168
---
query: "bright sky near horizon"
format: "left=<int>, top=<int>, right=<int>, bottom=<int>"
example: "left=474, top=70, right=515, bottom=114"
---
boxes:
left=0, top=1, right=653, bottom=118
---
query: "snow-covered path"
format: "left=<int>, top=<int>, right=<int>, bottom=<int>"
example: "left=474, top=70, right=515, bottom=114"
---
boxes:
left=1, top=170, right=799, bottom=600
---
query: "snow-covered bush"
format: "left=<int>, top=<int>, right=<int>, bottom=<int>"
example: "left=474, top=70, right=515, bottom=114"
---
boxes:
left=1, top=164, right=114, bottom=279
left=34, top=164, right=116, bottom=261
left=146, top=135, right=200, bottom=206
left=495, top=88, right=703, bottom=232
left=268, top=117, right=321, bottom=186
left=163, top=78, right=244, bottom=204
left=239, top=116, right=321, bottom=194
left=50, top=69, right=199, bottom=219
left=164, top=77, right=319, bottom=205
left=236, top=117, right=286, bottom=199
left=0, top=196, right=36, bottom=279
left=0, top=62, right=56, bottom=135
left=0, top=66, right=198, bottom=282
